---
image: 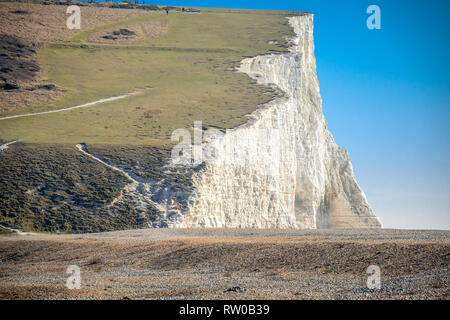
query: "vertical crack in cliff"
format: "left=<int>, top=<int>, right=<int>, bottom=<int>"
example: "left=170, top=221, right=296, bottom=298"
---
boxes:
left=176, top=14, right=382, bottom=229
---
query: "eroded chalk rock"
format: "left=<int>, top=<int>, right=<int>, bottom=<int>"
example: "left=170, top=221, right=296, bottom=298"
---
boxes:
left=175, top=14, right=382, bottom=229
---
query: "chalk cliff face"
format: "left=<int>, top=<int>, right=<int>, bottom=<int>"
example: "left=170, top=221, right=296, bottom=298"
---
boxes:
left=173, top=14, right=382, bottom=229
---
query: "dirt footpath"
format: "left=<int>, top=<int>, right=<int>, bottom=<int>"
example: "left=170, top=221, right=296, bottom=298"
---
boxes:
left=0, top=228, right=448, bottom=299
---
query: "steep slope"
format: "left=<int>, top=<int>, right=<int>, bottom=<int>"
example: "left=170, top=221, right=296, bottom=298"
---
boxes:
left=177, top=14, right=382, bottom=228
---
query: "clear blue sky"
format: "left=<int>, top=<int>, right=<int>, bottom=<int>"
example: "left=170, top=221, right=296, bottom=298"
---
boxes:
left=130, top=1, right=450, bottom=228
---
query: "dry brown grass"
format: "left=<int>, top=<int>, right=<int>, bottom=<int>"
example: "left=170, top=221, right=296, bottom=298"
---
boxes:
left=141, top=20, right=168, bottom=38
left=0, top=2, right=150, bottom=47
left=85, top=24, right=144, bottom=44
left=85, top=19, right=168, bottom=44
left=0, top=82, right=64, bottom=113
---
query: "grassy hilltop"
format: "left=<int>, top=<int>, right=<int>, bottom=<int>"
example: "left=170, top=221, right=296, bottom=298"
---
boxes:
left=0, top=1, right=301, bottom=232
left=0, top=4, right=298, bottom=145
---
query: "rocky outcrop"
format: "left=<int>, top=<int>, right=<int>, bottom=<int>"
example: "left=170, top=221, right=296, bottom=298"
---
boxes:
left=175, top=14, right=382, bottom=229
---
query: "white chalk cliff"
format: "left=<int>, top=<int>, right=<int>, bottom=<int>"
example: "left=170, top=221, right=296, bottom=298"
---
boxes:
left=173, top=14, right=382, bottom=229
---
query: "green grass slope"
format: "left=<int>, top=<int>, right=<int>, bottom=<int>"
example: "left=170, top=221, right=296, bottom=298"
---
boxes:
left=0, top=8, right=300, bottom=145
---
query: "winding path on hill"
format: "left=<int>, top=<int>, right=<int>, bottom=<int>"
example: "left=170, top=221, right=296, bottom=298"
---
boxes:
left=0, top=223, right=32, bottom=235
left=0, top=92, right=139, bottom=121
left=75, top=143, right=166, bottom=214
left=0, top=140, right=20, bottom=151
left=76, top=143, right=137, bottom=184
